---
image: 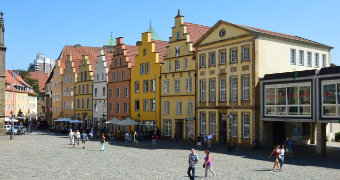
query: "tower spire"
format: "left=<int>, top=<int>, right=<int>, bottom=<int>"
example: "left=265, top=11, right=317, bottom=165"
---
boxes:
left=0, top=11, right=4, bottom=30
left=0, top=11, right=4, bottom=46
left=150, top=19, right=151, bottom=28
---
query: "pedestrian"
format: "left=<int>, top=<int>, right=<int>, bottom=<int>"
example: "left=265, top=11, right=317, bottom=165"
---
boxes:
left=89, top=128, right=94, bottom=139
left=288, top=137, right=294, bottom=157
left=81, top=131, right=88, bottom=149
left=76, top=130, right=81, bottom=145
left=204, top=149, right=216, bottom=177
left=268, top=145, right=281, bottom=171
left=279, top=144, right=285, bottom=170
left=284, top=137, right=290, bottom=156
left=152, top=132, right=158, bottom=148
left=133, top=131, right=139, bottom=146
left=174, top=133, right=178, bottom=148
left=100, top=133, right=105, bottom=151
left=197, top=136, right=202, bottom=149
left=73, top=131, right=77, bottom=148
left=187, top=148, right=199, bottom=180
left=69, top=130, right=74, bottom=145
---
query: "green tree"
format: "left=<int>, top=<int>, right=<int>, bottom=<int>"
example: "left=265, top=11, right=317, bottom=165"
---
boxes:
left=19, top=70, right=40, bottom=99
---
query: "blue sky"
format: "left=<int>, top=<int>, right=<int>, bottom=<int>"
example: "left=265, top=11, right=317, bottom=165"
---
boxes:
left=2, top=0, right=340, bottom=70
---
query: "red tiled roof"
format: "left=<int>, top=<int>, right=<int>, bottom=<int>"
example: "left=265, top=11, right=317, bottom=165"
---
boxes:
left=238, top=24, right=330, bottom=47
left=184, top=22, right=210, bottom=44
left=58, top=45, right=103, bottom=73
left=126, top=45, right=138, bottom=66
left=29, top=71, right=48, bottom=93
left=15, top=73, right=32, bottom=88
left=152, top=40, right=168, bottom=63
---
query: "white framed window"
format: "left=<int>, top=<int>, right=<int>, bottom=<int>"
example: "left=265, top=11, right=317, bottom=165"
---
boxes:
left=164, top=120, right=172, bottom=136
left=209, top=79, right=216, bottom=101
left=185, top=78, right=192, bottom=92
left=290, top=48, right=296, bottom=65
left=219, top=50, right=226, bottom=64
left=116, top=88, right=120, bottom=98
left=264, top=82, right=311, bottom=116
left=322, top=80, right=340, bottom=117
left=143, top=80, right=149, bottom=92
left=242, top=46, right=250, bottom=61
left=175, top=60, right=180, bottom=70
left=231, top=113, right=238, bottom=137
left=112, top=72, right=115, bottom=82
left=135, top=81, right=140, bottom=93
left=209, top=112, right=216, bottom=135
left=145, top=63, right=150, bottom=74
left=122, top=70, right=125, bottom=80
left=242, top=113, right=250, bottom=138
left=307, top=51, right=312, bottom=67
left=200, top=112, right=206, bottom=134
left=94, top=103, right=98, bottom=112
left=140, top=63, right=145, bottom=74
left=230, top=48, right=238, bottom=63
left=109, top=103, right=113, bottom=112
left=135, top=100, right=140, bottom=111
left=116, top=103, right=120, bottom=113
left=176, top=101, right=182, bottom=115
left=200, top=80, right=206, bottom=102
left=124, top=103, right=128, bottom=113
left=174, top=79, right=180, bottom=93
left=315, top=53, right=319, bottom=67
left=200, top=54, right=206, bottom=67
left=168, top=61, right=171, bottom=71
left=164, top=80, right=169, bottom=93
left=219, top=78, right=226, bottom=101
left=117, top=71, right=120, bottom=81
left=164, top=101, right=169, bottom=115
left=151, top=79, right=156, bottom=92
left=209, top=52, right=216, bottom=66
left=71, top=88, right=74, bottom=96
left=183, top=58, right=187, bottom=69
left=150, top=99, right=156, bottom=111
left=143, top=99, right=149, bottom=111
left=187, top=101, right=193, bottom=115
left=230, top=76, right=238, bottom=102
left=322, top=54, right=326, bottom=68
left=124, top=87, right=128, bottom=97
left=71, top=101, right=74, bottom=109
left=109, top=89, right=113, bottom=98
left=299, top=50, right=304, bottom=66
left=242, top=76, right=250, bottom=100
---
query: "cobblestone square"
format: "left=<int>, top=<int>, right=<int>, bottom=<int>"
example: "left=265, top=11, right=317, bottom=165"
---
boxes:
left=0, top=132, right=339, bottom=180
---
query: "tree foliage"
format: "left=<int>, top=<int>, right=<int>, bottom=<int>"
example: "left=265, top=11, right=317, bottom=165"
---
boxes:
left=19, top=70, right=41, bottom=99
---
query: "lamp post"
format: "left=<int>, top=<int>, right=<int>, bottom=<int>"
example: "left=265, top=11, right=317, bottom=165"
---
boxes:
left=102, top=114, right=105, bottom=130
left=10, top=110, right=14, bottom=140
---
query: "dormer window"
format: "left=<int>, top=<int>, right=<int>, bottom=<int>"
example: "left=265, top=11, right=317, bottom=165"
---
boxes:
left=176, top=32, right=180, bottom=40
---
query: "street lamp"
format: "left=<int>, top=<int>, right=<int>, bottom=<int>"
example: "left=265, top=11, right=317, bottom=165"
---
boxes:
left=137, top=113, right=141, bottom=131
left=10, top=110, right=14, bottom=140
left=102, top=114, right=106, bottom=130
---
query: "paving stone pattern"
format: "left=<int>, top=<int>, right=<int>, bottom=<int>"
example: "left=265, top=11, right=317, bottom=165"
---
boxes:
left=0, top=132, right=340, bottom=180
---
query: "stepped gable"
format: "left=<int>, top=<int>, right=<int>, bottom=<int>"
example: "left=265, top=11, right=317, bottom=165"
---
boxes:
left=125, top=45, right=138, bottom=67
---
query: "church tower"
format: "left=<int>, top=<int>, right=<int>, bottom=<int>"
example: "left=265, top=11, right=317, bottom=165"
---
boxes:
left=0, top=11, right=6, bottom=135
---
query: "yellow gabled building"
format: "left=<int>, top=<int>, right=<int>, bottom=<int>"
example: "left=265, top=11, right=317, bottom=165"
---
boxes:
left=161, top=11, right=209, bottom=139
left=51, top=59, right=63, bottom=126
left=130, top=32, right=168, bottom=131
left=75, top=55, right=95, bottom=126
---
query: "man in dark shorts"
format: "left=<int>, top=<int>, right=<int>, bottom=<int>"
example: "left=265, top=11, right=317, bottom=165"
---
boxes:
left=81, top=131, right=88, bottom=149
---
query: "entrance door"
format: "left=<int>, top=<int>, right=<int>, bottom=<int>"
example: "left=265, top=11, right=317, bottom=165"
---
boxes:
left=175, top=121, right=183, bottom=139
left=219, top=113, right=227, bottom=144
left=273, top=121, right=285, bottom=145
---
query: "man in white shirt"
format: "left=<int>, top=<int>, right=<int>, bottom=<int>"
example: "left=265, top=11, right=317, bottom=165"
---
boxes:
left=279, top=145, right=285, bottom=170
left=69, top=130, right=74, bottom=145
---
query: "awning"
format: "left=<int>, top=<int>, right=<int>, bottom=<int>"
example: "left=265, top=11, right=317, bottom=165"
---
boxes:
left=54, top=118, right=72, bottom=122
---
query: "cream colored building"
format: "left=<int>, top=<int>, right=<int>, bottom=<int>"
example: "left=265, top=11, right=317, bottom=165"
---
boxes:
left=194, top=20, right=332, bottom=146
left=160, top=11, right=209, bottom=139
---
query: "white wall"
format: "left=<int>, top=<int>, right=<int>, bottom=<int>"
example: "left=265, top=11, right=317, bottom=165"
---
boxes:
left=256, top=36, right=331, bottom=78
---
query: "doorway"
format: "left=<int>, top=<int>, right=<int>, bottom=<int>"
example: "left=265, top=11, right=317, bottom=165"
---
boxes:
left=175, top=121, right=183, bottom=140
left=273, top=121, right=286, bottom=145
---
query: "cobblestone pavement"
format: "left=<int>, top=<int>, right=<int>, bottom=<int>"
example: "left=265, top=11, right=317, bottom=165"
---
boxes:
left=0, top=132, right=340, bottom=180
